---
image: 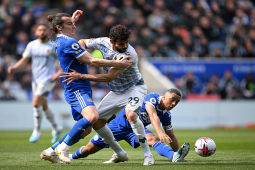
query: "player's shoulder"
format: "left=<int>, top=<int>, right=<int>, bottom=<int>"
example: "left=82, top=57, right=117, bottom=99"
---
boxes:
left=46, top=40, right=56, bottom=47
left=57, top=34, right=77, bottom=44
left=145, top=93, right=160, bottom=104
left=27, top=39, right=39, bottom=45
left=125, top=44, right=137, bottom=57
left=59, top=35, right=80, bottom=50
left=88, top=37, right=109, bottom=44
left=146, top=93, right=160, bottom=99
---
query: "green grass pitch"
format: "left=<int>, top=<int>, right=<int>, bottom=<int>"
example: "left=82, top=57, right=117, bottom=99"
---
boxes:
left=0, top=129, right=254, bottom=170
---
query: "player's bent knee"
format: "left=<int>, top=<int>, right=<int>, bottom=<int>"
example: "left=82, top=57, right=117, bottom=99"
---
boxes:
left=147, top=135, right=159, bottom=146
left=32, top=95, right=44, bottom=107
left=125, top=110, right=138, bottom=122
left=81, top=106, right=99, bottom=124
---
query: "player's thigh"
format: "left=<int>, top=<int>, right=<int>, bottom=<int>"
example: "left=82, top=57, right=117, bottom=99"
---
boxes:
left=98, top=84, right=147, bottom=121
left=34, top=82, right=56, bottom=98
left=125, top=84, right=147, bottom=120
left=68, top=90, right=95, bottom=121
left=97, top=91, right=126, bottom=121
left=124, top=131, right=141, bottom=149
left=125, top=84, right=147, bottom=113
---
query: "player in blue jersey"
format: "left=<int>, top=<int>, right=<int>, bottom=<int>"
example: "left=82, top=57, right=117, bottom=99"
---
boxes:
left=55, top=10, right=155, bottom=165
left=69, top=89, right=190, bottom=162
left=40, top=13, right=133, bottom=164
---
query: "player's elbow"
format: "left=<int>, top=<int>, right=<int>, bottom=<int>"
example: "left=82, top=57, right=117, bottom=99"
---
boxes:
left=104, top=76, right=114, bottom=82
left=78, top=39, right=86, bottom=49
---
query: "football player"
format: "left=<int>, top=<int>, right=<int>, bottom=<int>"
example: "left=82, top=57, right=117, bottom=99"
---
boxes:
left=70, top=89, right=190, bottom=163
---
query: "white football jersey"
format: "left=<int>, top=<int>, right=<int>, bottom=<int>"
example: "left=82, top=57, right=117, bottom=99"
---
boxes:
left=23, top=39, right=57, bottom=84
left=86, top=37, right=143, bottom=92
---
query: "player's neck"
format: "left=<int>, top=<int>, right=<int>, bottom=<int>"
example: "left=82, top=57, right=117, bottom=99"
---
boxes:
left=158, top=102, right=165, bottom=110
left=112, top=45, right=117, bottom=52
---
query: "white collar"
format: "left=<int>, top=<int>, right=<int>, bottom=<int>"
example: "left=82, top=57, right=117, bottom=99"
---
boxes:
left=57, top=34, right=72, bottom=39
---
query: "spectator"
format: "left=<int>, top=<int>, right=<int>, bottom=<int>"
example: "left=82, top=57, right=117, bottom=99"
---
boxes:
left=181, top=72, right=200, bottom=95
left=193, top=36, right=210, bottom=58
left=240, top=73, right=255, bottom=99
left=0, top=89, right=16, bottom=100
left=219, top=70, right=239, bottom=99
left=201, top=82, right=220, bottom=95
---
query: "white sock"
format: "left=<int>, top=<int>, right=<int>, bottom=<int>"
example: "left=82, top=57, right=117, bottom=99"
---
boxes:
left=58, top=142, right=70, bottom=150
left=33, top=107, right=43, bottom=131
left=130, top=118, right=152, bottom=157
left=44, top=108, right=57, bottom=131
left=96, top=126, right=126, bottom=156
left=45, top=147, right=54, bottom=155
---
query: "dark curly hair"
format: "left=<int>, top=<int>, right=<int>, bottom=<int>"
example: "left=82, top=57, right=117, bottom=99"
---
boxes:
left=109, top=25, right=131, bottom=43
left=47, top=13, right=71, bottom=41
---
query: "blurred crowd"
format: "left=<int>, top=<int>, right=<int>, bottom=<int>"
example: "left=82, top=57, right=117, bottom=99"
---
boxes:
left=0, top=0, right=255, bottom=101
left=174, top=70, right=255, bottom=100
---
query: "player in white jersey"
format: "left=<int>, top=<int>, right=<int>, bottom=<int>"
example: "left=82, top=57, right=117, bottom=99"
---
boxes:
left=8, top=24, right=63, bottom=143
left=60, top=14, right=154, bottom=165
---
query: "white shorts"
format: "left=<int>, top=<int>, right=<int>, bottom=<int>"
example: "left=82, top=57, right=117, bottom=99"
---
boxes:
left=97, top=84, right=147, bottom=121
left=32, top=82, right=56, bottom=98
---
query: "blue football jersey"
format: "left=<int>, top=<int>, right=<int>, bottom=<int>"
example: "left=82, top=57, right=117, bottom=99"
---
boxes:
left=113, top=93, right=173, bottom=131
left=55, top=34, right=92, bottom=92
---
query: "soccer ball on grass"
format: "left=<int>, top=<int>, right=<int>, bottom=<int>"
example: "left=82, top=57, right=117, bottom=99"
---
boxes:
left=194, top=137, right=216, bottom=157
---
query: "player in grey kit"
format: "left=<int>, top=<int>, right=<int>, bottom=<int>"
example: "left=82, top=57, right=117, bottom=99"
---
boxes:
left=8, top=24, right=62, bottom=143
left=61, top=12, right=154, bottom=165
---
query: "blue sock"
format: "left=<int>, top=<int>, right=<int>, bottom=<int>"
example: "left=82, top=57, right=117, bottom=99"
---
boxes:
left=152, top=141, right=174, bottom=160
left=72, top=146, right=88, bottom=159
left=51, top=133, right=85, bottom=150
left=64, top=117, right=92, bottom=146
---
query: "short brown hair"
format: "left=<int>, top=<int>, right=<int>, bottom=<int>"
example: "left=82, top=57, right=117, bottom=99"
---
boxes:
left=47, top=13, right=71, bottom=41
left=109, top=25, right=131, bottom=43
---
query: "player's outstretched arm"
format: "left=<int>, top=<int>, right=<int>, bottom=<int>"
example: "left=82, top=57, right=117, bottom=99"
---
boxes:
left=8, top=57, right=30, bottom=74
left=77, top=52, right=133, bottom=69
left=145, top=104, right=172, bottom=144
left=165, top=129, right=179, bottom=152
left=60, top=67, right=125, bottom=84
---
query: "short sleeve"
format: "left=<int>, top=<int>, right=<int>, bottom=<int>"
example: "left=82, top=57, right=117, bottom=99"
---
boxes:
left=144, top=93, right=158, bottom=108
left=86, top=38, right=104, bottom=50
left=23, top=42, right=32, bottom=58
left=64, top=39, right=87, bottom=59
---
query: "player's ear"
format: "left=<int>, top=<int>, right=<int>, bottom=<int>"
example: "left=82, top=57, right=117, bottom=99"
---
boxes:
left=56, top=25, right=62, bottom=32
left=110, top=39, right=114, bottom=45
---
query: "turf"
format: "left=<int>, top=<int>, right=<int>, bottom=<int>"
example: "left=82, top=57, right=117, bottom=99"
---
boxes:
left=0, top=129, right=254, bottom=170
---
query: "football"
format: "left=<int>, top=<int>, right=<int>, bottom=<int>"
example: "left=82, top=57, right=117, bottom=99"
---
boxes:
left=194, top=137, right=216, bottom=157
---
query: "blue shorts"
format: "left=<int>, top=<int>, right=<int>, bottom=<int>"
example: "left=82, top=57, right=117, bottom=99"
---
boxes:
left=90, top=121, right=152, bottom=148
left=65, top=89, right=95, bottom=121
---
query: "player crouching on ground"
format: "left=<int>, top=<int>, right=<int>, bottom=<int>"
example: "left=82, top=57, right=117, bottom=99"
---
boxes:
left=68, top=88, right=190, bottom=163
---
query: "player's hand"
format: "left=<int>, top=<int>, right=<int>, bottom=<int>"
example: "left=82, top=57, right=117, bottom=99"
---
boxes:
left=8, top=66, right=15, bottom=74
left=60, top=68, right=81, bottom=85
left=72, top=10, right=83, bottom=23
left=118, top=56, right=133, bottom=69
left=158, top=132, right=172, bottom=144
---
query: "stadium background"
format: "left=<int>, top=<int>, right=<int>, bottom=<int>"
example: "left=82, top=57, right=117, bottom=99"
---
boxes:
left=0, top=0, right=255, bottom=130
